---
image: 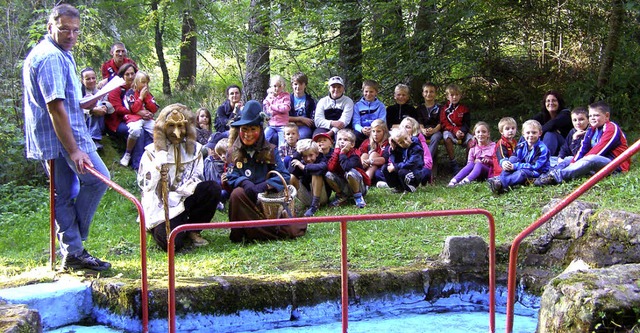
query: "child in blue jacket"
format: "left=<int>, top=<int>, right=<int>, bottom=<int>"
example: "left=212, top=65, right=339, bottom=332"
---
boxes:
left=381, top=127, right=425, bottom=193
left=488, top=120, right=550, bottom=194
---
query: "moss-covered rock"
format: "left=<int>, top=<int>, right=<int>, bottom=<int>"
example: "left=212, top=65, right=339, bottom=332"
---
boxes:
left=538, top=264, right=640, bottom=333
left=0, top=303, right=42, bottom=333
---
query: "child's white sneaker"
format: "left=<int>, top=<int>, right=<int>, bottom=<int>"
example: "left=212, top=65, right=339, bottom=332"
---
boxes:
left=354, top=195, right=366, bottom=208
left=459, top=178, right=471, bottom=186
left=447, top=179, right=457, bottom=187
left=120, top=152, right=131, bottom=166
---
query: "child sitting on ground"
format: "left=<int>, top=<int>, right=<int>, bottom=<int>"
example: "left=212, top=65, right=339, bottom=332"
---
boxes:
left=555, top=107, right=589, bottom=169
left=289, top=139, right=329, bottom=217
left=195, top=107, right=212, bottom=146
left=313, top=132, right=334, bottom=156
left=279, top=122, right=300, bottom=167
left=491, top=117, right=518, bottom=177
left=204, top=138, right=229, bottom=211
left=400, top=117, right=433, bottom=185
left=325, top=129, right=370, bottom=208
left=448, top=121, right=496, bottom=187
left=263, top=75, right=291, bottom=148
left=386, top=84, right=417, bottom=129
left=440, top=83, right=472, bottom=174
left=534, top=101, right=629, bottom=186
left=488, top=120, right=550, bottom=194
left=359, top=119, right=389, bottom=186
left=381, top=127, right=425, bottom=193
left=353, top=79, right=387, bottom=145
left=120, top=71, right=158, bottom=166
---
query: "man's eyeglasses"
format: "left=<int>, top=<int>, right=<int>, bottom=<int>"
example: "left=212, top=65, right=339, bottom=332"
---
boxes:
left=56, top=26, right=81, bottom=35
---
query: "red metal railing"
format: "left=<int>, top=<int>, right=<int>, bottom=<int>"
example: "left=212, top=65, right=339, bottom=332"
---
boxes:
left=48, top=160, right=150, bottom=333
left=167, top=209, right=497, bottom=333
left=504, top=138, right=640, bottom=332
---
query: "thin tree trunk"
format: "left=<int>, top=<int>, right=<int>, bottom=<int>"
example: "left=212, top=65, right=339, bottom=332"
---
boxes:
left=244, top=0, right=270, bottom=102
left=409, top=0, right=435, bottom=102
left=596, top=0, right=624, bottom=92
left=152, top=0, right=171, bottom=95
left=339, top=1, right=362, bottom=101
left=177, top=10, right=197, bottom=90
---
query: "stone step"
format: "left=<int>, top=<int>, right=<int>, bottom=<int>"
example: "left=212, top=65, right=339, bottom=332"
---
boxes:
left=0, top=277, right=91, bottom=330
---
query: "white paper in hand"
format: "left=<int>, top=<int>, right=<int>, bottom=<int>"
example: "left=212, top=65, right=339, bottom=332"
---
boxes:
left=79, top=76, right=125, bottom=109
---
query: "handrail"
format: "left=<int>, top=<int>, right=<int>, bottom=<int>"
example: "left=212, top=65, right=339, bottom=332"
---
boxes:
left=167, top=209, right=497, bottom=333
left=48, top=161, right=150, bottom=333
left=505, top=138, right=640, bottom=332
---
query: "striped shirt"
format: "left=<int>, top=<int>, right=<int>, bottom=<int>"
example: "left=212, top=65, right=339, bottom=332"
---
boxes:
left=23, top=35, right=95, bottom=161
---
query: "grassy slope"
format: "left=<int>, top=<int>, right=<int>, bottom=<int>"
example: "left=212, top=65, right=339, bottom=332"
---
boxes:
left=1, top=144, right=639, bottom=282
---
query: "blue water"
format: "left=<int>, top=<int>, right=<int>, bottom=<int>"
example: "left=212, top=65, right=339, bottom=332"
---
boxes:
left=246, top=312, right=537, bottom=333
left=74, top=289, right=538, bottom=333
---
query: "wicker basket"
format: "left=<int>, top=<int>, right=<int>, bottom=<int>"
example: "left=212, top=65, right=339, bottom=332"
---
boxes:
left=257, top=171, right=297, bottom=219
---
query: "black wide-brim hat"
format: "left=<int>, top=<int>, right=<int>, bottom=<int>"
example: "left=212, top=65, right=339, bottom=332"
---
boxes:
left=231, top=100, right=263, bottom=127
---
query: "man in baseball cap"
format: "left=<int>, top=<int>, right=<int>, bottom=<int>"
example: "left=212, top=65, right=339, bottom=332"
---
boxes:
left=313, top=76, right=354, bottom=138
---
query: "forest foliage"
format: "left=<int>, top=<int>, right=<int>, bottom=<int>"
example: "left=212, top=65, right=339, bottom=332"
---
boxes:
left=1, top=0, right=639, bottom=185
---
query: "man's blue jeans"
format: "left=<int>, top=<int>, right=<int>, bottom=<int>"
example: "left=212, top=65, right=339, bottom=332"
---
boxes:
left=51, top=150, right=109, bottom=257
left=557, top=155, right=611, bottom=182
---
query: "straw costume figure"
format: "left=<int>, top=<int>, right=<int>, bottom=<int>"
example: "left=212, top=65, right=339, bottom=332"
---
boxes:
left=137, top=103, right=221, bottom=251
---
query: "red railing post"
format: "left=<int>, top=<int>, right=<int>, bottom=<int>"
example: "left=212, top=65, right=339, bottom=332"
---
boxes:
left=340, top=219, right=349, bottom=333
left=167, top=210, right=496, bottom=333
left=504, top=138, right=640, bottom=333
left=48, top=160, right=56, bottom=271
left=48, top=162, right=150, bottom=333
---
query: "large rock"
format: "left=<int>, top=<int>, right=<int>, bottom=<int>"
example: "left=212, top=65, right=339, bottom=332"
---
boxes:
left=569, top=209, right=640, bottom=267
left=519, top=201, right=640, bottom=293
left=0, top=303, right=42, bottom=333
left=440, top=235, right=488, bottom=267
left=537, top=263, right=640, bottom=333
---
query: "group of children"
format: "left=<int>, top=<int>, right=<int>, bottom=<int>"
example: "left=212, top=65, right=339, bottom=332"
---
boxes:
left=197, top=73, right=630, bottom=217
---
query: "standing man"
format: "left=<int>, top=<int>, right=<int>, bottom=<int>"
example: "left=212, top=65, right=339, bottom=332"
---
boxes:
left=23, top=4, right=111, bottom=271
left=100, top=42, right=137, bottom=87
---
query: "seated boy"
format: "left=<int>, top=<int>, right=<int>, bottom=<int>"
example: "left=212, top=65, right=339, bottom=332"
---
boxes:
left=415, top=82, right=442, bottom=158
left=289, top=139, right=329, bottom=217
left=289, top=72, right=316, bottom=139
left=313, top=132, right=334, bottom=156
left=279, top=122, right=299, bottom=167
left=535, top=101, right=629, bottom=186
left=440, top=84, right=473, bottom=173
left=386, top=84, right=416, bottom=129
left=555, top=107, right=589, bottom=169
left=488, top=120, right=550, bottom=194
left=325, top=129, right=370, bottom=208
left=381, top=127, right=425, bottom=193
left=491, top=117, right=518, bottom=177
left=352, top=79, right=386, bottom=146
left=204, top=137, right=229, bottom=211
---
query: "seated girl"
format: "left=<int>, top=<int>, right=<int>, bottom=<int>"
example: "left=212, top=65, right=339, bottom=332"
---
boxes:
left=358, top=119, right=389, bottom=186
left=449, top=121, right=496, bottom=186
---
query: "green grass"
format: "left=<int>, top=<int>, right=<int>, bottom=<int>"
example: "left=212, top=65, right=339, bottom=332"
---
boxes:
left=1, top=147, right=639, bottom=284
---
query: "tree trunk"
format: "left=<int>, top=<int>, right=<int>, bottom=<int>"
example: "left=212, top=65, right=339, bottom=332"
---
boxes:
left=244, top=0, right=270, bottom=102
left=177, top=10, right=197, bottom=90
left=409, top=0, right=435, bottom=102
left=152, top=0, right=171, bottom=95
left=339, top=1, right=362, bottom=101
left=596, top=0, right=624, bottom=94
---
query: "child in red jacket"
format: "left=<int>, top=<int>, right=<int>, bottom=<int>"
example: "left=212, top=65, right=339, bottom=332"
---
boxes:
left=491, top=117, right=518, bottom=177
left=120, top=71, right=158, bottom=166
left=440, top=84, right=472, bottom=173
left=325, top=129, right=370, bottom=208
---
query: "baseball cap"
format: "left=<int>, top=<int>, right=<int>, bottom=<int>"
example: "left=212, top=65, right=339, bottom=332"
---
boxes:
left=312, top=132, right=334, bottom=144
left=327, top=76, right=344, bottom=87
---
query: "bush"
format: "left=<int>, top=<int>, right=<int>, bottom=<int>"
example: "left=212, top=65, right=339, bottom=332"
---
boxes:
left=0, top=118, right=45, bottom=186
